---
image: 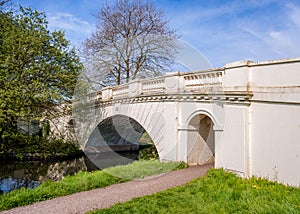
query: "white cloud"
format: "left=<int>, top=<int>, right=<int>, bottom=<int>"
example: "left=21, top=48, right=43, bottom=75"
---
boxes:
left=47, top=12, right=95, bottom=47
left=164, top=0, right=300, bottom=66
left=37, top=0, right=300, bottom=65
left=269, top=31, right=284, bottom=42
left=169, top=2, right=240, bottom=28
left=286, top=3, right=300, bottom=27
left=48, top=12, right=94, bottom=35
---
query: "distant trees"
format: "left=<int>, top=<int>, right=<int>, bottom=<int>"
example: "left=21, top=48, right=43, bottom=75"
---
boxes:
left=82, top=0, right=179, bottom=87
left=0, top=2, right=82, bottom=139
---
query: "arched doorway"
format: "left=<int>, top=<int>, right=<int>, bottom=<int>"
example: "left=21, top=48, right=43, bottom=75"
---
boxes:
left=187, top=114, right=215, bottom=165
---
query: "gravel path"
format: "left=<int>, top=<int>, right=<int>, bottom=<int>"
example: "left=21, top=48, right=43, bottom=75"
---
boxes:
left=1, top=163, right=213, bottom=214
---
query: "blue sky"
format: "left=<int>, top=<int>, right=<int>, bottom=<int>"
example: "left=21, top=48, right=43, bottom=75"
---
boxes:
left=14, top=0, right=300, bottom=68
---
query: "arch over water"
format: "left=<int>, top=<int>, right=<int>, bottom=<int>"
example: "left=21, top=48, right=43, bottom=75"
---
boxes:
left=84, top=114, right=158, bottom=169
left=86, top=115, right=145, bottom=148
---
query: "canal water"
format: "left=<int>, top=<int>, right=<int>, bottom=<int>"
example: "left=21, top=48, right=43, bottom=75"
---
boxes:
left=0, top=151, right=139, bottom=194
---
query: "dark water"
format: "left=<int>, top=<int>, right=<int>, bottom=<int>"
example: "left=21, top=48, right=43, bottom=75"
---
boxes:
left=0, top=151, right=139, bottom=194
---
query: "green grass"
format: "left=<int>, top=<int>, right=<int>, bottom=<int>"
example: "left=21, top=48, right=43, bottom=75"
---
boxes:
left=104, top=160, right=186, bottom=180
left=0, top=160, right=187, bottom=211
left=90, top=168, right=300, bottom=214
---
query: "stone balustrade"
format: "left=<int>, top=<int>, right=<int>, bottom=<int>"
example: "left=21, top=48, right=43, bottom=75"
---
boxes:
left=184, top=70, right=222, bottom=90
left=100, top=69, right=224, bottom=101
left=141, top=78, right=166, bottom=94
left=112, top=85, right=129, bottom=99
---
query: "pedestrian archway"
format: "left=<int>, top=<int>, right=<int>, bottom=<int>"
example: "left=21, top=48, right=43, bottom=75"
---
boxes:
left=187, top=114, right=215, bottom=165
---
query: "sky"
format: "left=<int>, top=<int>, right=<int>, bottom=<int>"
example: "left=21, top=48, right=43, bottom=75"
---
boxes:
left=13, top=0, right=300, bottom=68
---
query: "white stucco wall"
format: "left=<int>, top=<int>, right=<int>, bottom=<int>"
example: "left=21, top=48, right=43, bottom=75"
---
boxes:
left=215, top=105, right=249, bottom=176
left=250, top=60, right=300, bottom=87
left=221, top=58, right=300, bottom=186
left=247, top=59, right=300, bottom=186
left=250, top=102, right=300, bottom=186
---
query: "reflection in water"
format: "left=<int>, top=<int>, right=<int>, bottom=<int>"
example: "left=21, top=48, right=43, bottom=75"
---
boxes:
left=0, top=151, right=140, bottom=194
left=0, top=178, right=39, bottom=194
left=0, top=156, right=89, bottom=194
left=45, top=157, right=87, bottom=182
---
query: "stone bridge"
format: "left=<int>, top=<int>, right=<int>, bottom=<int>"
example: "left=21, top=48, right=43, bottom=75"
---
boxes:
left=69, top=57, right=300, bottom=186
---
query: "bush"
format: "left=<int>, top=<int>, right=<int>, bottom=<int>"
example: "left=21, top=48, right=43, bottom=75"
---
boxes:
left=0, top=132, right=80, bottom=161
left=138, top=144, right=158, bottom=160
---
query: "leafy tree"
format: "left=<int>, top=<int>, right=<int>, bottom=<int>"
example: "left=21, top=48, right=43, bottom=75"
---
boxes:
left=82, top=0, right=178, bottom=87
left=0, top=4, right=82, bottom=138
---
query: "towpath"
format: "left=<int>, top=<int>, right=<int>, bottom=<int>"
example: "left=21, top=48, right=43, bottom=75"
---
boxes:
left=1, top=163, right=213, bottom=214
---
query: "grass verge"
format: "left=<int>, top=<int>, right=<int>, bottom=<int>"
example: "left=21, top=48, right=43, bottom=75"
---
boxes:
left=0, top=160, right=187, bottom=211
left=90, top=168, right=300, bottom=214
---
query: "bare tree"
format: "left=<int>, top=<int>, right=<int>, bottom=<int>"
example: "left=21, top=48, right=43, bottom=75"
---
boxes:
left=0, top=0, right=11, bottom=12
left=82, top=0, right=179, bottom=87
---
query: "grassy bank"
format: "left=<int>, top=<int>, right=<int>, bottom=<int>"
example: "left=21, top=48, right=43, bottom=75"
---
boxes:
left=91, top=169, right=300, bottom=213
left=0, top=160, right=187, bottom=211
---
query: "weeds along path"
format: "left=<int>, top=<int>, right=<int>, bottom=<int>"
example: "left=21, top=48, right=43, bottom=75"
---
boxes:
left=1, top=164, right=213, bottom=214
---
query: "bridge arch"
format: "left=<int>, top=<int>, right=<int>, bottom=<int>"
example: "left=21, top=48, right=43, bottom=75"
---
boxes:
left=86, top=115, right=145, bottom=147
left=185, top=109, right=221, bottom=166
left=84, top=114, right=160, bottom=168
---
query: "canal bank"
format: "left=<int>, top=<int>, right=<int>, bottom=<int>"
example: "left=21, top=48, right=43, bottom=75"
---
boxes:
left=0, top=143, right=156, bottom=194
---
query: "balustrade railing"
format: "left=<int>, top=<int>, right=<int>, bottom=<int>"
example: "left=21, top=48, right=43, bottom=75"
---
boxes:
left=183, top=70, right=222, bottom=91
left=99, top=69, right=223, bottom=100
left=141, top=78, right=165, bottom=94
left=112, top=84, right=129, bottom=98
